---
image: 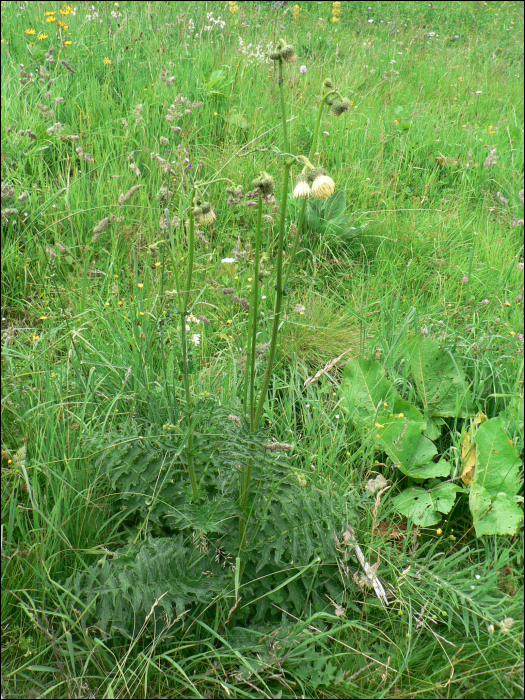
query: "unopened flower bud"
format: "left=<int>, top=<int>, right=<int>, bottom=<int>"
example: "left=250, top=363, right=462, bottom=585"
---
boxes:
left=280, top=45, right=296, bottom=63
left=252, top=171, right=275, bottom=196
left=194, top=202, right=216, bottom=225
left=331, top=97, right=351, bottom=116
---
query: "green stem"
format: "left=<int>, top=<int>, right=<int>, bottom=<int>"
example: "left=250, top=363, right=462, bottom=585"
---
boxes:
left=278, top=60, right=289, bottom=154
left=242, top=192, right=263, bottom=423
left=253, top=160, right=293, bottom=431
left=249, top=193, right=263, bottom=428
left=181, top=203, right=198, bottom=500
left=239, top=192, right=262, bottom=527
left=309, top=89, right=337, bottom=161
left=282, top=89, right=336, bottom=290
left=184, top=211, right=195, bottom=316
left=164, top=208, right=182, bottom=299
left=282, top=199, right=306, bottom=291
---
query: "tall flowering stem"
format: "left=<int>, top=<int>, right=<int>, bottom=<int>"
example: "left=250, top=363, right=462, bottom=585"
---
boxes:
left=283, top=88, right=338, bottom=289
left=253, top=160, right=293, bottom=430
left=278, top=58, right=290, bottom=155
left=165, top=204, right=199, bottom=500
left=243, top=191, right=263, bottom=428
left=183, top=204, right=198, bottom=499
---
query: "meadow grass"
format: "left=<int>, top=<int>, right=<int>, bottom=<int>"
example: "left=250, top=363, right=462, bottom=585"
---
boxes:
left=1, top=1, right=524, bottom=698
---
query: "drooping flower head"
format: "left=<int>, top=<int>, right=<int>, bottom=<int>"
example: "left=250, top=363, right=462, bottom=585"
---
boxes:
left=308, top=167, right=335, bottom=200
left=293, top=173, right=311, bottom=199
left=331, top=97, right=352, bottom=117
left=193, top=202, right=216, bottom=225
left=252, top=172, right=275, bottom=197
left=280, top=44, right=297, bottom=64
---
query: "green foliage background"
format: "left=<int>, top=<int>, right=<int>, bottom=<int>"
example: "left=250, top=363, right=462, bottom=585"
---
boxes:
left=1, top=1, right=523, bottom=698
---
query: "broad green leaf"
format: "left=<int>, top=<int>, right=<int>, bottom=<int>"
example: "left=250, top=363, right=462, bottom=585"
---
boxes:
left=391, top=488, right=440, bottom=527
left=392, top=482, right=462, bottom=526
left=408, top=336, right=474, bottom=418
left=470, top=484, right=524, bottom=537
left=343, top=359, right=425, bottom=427
left=472, top=417, right=522, bottom=497
left=374, top=417, right=432, bottom=472
left=433, top=482, right=463, bottom=513
left=400, top=458, right=452, bottom=481
left=424, top=416, right=446, bottom=440
left=307, top=190, right=351, bottom=237
left=343, top=359, right=431, bottom=472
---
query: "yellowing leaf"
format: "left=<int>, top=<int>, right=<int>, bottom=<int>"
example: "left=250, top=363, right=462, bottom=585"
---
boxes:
left=461, top=412, right=487, bottom=486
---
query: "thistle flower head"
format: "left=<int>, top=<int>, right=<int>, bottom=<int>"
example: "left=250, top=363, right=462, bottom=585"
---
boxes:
left=309, top=168, right=336, bottom=199
left=293, top=173, right=311, bottom=199
left=194, top=202, right=216, bottom=225
left=252, top=171, right=275, bottom=196
left=331, top=97, right=351, bottom=116
left=323, top=78, right=333, bottom=88
left=269, top=50, right=282, bottom=61
left=280, top=44, right=297, bottom=63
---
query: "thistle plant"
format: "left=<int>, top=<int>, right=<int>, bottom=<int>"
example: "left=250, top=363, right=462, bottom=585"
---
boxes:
left=162, top=40, right=352, bottom=562
left=237, top=43, right=353, bottom=557
left=163, top=181, right=227, bottom=500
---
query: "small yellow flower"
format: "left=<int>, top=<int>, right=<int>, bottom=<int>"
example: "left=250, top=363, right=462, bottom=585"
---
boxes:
left=103, top=57, right=112, bottom=65
left=397, top=413, right=405, bottom=419
left=137, top=283, right=144, bottom=289
left=155, top=261, right=161, bottom=267
left=64, top=41, right=72, bottom=46
left=39, top=316, right=48, bottom=320
left=45, top=10, right=56, bottom=15
left=247, top=277, right=253, bottom=283
left=375, top=423, right=385, bottom=429
left=436, top=528, right=443, bottom=536
left=46, top=16, right=57, bottom=23
left=510, top=330, right=516, bottom=336
left=214, top=112, right=218, bottom=116
left=118, top=301, right=123, bottom=306
left=234, top=276, right=239, bottom=280
left=25, top=28, right=37, bottom=35
left=139, top=311, right=145, bottom=316
left=7, top=460, right=12, bottom=465
left=226, top=319, right=232, bottom=325
left=105, top=302, right=110, bottom=307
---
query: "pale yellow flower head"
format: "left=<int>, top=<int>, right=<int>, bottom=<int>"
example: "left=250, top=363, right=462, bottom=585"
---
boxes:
left=293, top=173, right=311, bottom=199
left=309, top=168, right=335, bottom=199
